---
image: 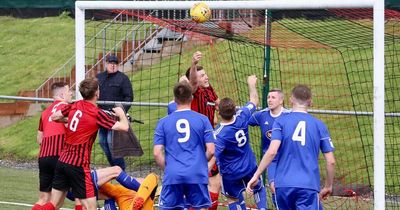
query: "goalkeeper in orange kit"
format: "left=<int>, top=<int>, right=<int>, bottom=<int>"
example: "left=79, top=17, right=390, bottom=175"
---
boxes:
left=68, top=166, right=158, bottom=210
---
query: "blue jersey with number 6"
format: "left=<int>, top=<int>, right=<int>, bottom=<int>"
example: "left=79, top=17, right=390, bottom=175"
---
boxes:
left=214, top=102, right=257, bottom=180
left=271, top=111, right=335, bottom=191
left=154, top=109, right=215, bottom=185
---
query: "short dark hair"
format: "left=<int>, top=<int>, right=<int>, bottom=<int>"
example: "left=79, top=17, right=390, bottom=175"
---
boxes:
left=218, top=97, right=236, bottom=120
left=173, top=81, right=193, bottom=105
left=291, top=84, right=311, bottom=105
left=79, top=78, right=99, bottom=100
left=269, top=88, right=284, bottom=99
left=51, top=82, right=68, bottom=97
left=185, top=65, right=204, bottom=79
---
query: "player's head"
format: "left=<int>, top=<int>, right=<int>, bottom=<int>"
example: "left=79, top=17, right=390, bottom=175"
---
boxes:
left=218, top=97, right=236, bottom=121
left=106, top=54, right=119, bottom=74
left=79, top=78, right=100, bottom=100
left=186, top=65, right=209, bottom=88
left=51, top=82, right=72, bottom=102
left=173, top=81, right=193, bottom=105
left=290, top=84, right=312, bottom=107
left=267, top=89, right=284, bottom=111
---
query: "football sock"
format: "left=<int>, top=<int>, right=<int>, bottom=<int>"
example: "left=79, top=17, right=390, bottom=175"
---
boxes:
left=253, top=186, right=267, bottom=210
left=42, top=202, right=55, bottom=210
left=104, top=199, right=117, bottom=210
left=90, top=170, right=100, bottom=191
left=75, top=205, right=83, bottom=210
left=141, top=198, right=155, bottom=210
left=31, top=204, right=42, bottom=210
left=116, top=171, right=140, bottom=191
left=228, top=199, right=246, bottom=210
left=136, top=173, right=158, bottom=201
left=133, top=173, right=158, bottom=210
left=209, top=191, right=219, bottom=210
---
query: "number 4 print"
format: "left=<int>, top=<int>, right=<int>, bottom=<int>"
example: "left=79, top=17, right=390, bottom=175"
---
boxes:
left=292, top=121, right=306, bottom=146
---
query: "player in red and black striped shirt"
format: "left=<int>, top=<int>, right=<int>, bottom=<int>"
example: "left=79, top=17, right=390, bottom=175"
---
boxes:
left=34, top=82, right=72, bottom=208
left=36, top=78, right=129, bottom=210
left=187, top=51, right=221, bottom=210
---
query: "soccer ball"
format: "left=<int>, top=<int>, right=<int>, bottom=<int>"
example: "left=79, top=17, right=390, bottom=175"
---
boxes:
left=190, top=2, right=211, bottom=23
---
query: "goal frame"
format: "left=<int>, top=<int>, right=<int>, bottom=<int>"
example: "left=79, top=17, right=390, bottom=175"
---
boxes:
left=75, top=1, right=385, bottom=209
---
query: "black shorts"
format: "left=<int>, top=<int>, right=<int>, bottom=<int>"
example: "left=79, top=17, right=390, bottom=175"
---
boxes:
left=38, top=156, right=59, bottom=192
left=52, top=162, right=96, bottom=199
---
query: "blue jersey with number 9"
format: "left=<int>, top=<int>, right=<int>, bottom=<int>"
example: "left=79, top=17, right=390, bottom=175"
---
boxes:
left=271, top=111, right=335, bottom=191
left=154, top=109, right=215, bottom=185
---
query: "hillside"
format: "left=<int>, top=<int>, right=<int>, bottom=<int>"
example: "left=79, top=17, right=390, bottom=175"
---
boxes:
left=0, top=13, right=75, bottom=96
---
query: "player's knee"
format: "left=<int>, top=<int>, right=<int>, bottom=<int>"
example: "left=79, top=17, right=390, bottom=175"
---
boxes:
left=112, top=166, right=123, bottom=176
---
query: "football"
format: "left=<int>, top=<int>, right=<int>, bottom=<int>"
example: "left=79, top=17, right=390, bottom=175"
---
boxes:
left=190, top=2, right=211, bottom=23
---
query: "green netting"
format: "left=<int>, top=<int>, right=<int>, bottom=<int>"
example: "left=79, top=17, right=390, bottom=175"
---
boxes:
left=78, top=8, right=400, bottom=209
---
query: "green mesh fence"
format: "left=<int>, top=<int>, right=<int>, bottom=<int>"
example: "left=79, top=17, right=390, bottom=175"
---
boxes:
left=78, top=8, right=400, bottom=209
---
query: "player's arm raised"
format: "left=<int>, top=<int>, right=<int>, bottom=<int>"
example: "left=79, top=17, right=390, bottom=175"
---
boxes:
left=247, top=75, right=259, bottom=107
left=189, top=51, right=202, bottom=92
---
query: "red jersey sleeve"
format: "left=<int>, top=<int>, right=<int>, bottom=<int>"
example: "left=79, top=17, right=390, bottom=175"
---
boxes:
left=61, top=103, right=72, bottom=116
left=97, top=110, right=117, bottom=130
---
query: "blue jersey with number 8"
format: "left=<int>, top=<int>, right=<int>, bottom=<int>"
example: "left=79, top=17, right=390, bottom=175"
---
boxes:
left=271, top=111, right=335, bottom=191
left=214, top=102, right=257, bottom=180
left=154, top=109, right=215, bottom=185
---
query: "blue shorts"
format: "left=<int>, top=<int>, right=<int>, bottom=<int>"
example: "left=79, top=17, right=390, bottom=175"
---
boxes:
left=159, top=184, right=211, bottom=209
left=276, top=187, right=320, bottom=210
left=221, top=171, right=264, bottom=199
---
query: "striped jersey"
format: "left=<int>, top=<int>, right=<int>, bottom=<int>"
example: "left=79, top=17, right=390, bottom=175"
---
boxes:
left=191, top=85, right=218, bottom=127
left=37, top=100, right=68, bottom=158
left=58, top=100, right=117, bottom=167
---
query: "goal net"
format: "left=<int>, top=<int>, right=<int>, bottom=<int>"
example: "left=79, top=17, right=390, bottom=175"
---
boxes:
left=74, top=1, right=397, bottom=209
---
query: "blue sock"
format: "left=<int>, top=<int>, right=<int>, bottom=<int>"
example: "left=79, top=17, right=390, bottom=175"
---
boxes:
left=228, top=195, right=246, bottom=210
left=253, top=186, right=267, bottom=210
left=228, top=200, right=246, bottom=210
left=104, top=199, right=117, bottom=210
left=116, top=170, right=140, bottom=191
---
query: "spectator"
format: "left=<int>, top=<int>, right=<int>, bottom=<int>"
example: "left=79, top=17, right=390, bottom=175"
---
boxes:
left=97, top=54, right=133, bottom=170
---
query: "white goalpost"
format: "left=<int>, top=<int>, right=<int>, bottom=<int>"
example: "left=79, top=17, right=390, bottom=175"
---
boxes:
left=75, top=1, right=385, bottom=209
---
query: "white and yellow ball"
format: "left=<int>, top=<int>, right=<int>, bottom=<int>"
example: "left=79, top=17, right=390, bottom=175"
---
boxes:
left=190, top=2, right=211, bottom=23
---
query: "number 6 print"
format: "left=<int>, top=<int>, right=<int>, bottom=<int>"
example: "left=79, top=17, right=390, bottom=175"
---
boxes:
left=69, top=110, right=83, bottom=132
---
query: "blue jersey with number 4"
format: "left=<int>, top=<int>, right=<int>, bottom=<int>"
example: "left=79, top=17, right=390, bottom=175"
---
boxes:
left=271, top=111, right=335, bottom=191
left=214, top=102, right=257, bottom=180
left=154, top=109, right=215, bottom=185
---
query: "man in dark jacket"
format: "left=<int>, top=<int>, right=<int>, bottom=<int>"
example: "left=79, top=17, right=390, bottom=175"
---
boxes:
left=97, top=54, right=133, bottom=170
